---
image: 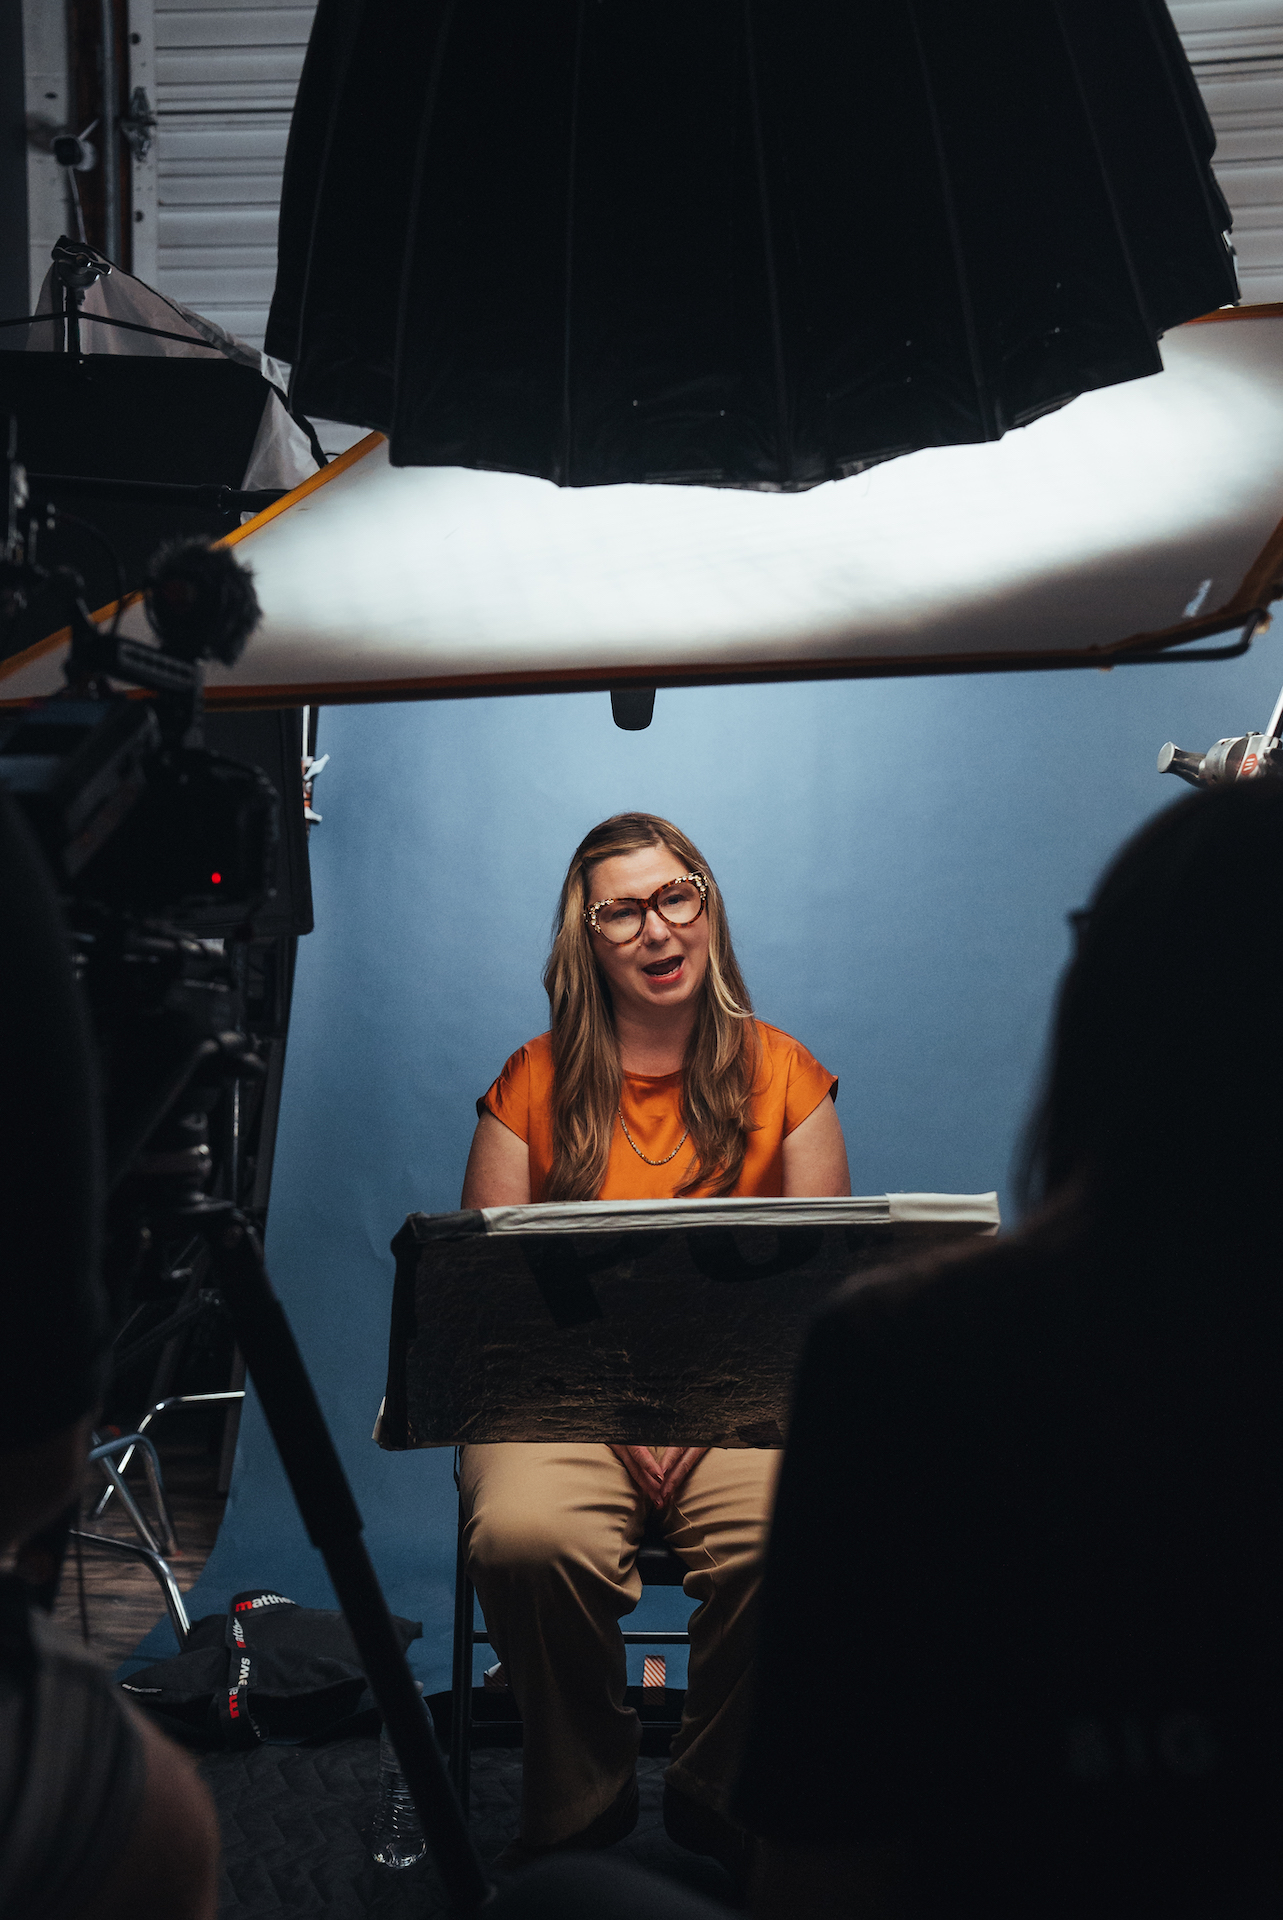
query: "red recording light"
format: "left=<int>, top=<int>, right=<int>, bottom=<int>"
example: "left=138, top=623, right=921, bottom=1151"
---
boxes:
left=210, top=871, right=222, bottom=884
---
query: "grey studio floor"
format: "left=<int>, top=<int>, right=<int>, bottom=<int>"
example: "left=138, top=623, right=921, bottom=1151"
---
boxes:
left=198, top=1744, right=740, bottom=1917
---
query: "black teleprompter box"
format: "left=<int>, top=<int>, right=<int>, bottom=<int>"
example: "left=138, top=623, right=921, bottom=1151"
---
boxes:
left=378, top=1194, right=998, bottom=1450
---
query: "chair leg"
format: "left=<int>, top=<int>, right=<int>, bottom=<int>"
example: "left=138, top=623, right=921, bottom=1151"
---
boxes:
left=95, top=1453, right=162, bottom=1557
left=92, top=1391, right=244, bottom=1523
left=450, top=1500, right=475, bottom=1817
left=70, top=1530, right=191, bottom=1649
left=89, top=1434, right=174, bottom=1557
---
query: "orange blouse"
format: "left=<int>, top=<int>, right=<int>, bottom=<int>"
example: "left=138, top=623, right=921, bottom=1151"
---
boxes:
left=478, top=1021, right=837, bottom=1201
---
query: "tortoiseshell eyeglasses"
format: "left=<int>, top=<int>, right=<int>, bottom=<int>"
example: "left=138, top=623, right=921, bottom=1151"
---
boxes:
left=584, top=873, right=708, bottom=945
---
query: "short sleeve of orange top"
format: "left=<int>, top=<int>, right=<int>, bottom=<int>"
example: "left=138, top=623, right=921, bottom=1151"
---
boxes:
left=478, top=1021, right=837, bottom=1201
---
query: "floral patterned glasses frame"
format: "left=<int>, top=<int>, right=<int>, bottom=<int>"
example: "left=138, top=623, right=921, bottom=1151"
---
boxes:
left=584, top=872, right=708, bottom=944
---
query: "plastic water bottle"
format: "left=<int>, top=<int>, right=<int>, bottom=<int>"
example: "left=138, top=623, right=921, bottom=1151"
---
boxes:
left=370, top=1695, right=429, bottom=1869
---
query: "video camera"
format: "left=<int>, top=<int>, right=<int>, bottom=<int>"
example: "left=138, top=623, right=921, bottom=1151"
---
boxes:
left=0, top=412, right=282, bottom=1346
left=1, top=416, right=274, bottom=917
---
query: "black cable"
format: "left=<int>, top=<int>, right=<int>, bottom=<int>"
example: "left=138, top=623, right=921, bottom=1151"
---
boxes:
left=44, top=508, right=127, bottom=637
left=110, top=1295, right=218, bottom=1376
left=26, top=473, right=286, bottom=514
left=104, top=265, right=246, bottom=358
left=284, top=406, right=329, bottom=471
left=0, top=312, right=222, bottom=351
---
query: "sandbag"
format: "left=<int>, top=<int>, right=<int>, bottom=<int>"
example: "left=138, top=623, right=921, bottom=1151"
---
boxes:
left=119, top=1589, right=422, bottom=1748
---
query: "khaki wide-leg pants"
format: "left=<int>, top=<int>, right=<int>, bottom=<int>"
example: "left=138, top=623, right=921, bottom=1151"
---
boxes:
left=459, top=1441, right=779, bottom=1846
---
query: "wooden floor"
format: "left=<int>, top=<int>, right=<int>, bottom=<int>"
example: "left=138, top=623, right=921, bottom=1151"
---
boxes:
left=52, top=1441, right=229, bottom=1668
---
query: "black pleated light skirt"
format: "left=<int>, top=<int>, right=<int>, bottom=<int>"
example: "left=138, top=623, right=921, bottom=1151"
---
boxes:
left=268, top=0, right=1237, bottom=491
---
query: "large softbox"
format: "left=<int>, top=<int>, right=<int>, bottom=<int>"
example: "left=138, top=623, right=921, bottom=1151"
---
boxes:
left=268, top=0, right=1236, bottom=491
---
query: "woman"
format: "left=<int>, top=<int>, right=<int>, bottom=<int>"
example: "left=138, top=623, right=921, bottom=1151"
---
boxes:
left=460, top=812, right=850, bottom=1872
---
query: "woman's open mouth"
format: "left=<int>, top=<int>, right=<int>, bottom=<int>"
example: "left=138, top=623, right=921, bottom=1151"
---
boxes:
left=642, top=955, right=684, bottom=979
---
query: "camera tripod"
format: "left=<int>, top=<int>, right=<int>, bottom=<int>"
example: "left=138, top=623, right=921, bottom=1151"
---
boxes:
left=154, top=1185, right=493, bottom=1917
left=101, top=1002, right=493, bottom=1917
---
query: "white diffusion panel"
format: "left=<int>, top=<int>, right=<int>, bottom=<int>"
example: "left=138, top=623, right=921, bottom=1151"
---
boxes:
left=4, top=312, right=1282, bottom=707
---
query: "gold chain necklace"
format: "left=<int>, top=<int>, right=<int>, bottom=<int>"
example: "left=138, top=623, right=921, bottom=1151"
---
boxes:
left=617, top=1106, right=690, bottom=1167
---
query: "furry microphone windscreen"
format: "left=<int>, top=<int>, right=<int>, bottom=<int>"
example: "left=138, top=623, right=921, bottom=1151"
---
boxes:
left=144, top=539, right=262, bottom=667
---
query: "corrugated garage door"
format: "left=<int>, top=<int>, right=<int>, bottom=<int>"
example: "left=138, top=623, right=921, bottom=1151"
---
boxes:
left=128, top=0, right=314, bottom=349
left=1172, top=1, right=1283, bottom=304
left=124, top=0, right=1283, bottom=364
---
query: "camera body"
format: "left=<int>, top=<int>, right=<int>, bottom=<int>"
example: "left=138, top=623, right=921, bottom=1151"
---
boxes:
left=0, top=698, right=277, bottom=917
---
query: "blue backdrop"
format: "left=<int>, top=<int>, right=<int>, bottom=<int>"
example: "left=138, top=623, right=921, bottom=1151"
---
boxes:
left=125, top=643, right=1283, bottom=1689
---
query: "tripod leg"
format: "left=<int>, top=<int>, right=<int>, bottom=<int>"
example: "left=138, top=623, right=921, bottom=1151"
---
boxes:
left=451, top=1502, right=475, bottom=1814
left=208, top=1212, right=492, bottom=1920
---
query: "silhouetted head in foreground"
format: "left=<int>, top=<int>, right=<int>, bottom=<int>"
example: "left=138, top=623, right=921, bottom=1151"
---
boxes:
left=1024, top=777, right=1283, bottom=1243
left=0, top=794, right=106, bottom=1550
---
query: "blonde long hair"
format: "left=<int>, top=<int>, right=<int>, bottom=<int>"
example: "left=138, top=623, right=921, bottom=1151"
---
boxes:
left=542, top=813, right=759, bottom=1200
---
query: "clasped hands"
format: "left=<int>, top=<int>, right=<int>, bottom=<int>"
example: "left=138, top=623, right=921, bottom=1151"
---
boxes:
left=609, top=1443, right=708, bottom=1510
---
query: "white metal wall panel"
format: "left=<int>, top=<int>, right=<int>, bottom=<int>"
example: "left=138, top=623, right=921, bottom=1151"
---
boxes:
left=1172, top=0, right=1283, bottom=303
left=129, top=0, right=314, bottom=348
left=23, top=0, right=73, bottom=307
